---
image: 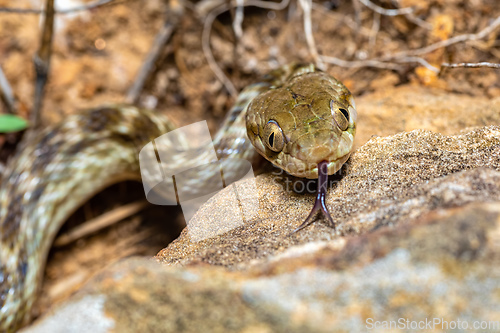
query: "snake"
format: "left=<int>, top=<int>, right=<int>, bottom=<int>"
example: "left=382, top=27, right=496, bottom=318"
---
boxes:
left=0, top=63, right=356, bottom=331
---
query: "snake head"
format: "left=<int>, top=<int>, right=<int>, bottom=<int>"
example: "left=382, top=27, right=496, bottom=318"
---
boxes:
left=246, top=70, right=357, bottom=179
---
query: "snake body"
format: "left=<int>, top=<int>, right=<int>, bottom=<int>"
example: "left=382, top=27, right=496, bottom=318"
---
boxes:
left=0, top=63, right=356, bottom=331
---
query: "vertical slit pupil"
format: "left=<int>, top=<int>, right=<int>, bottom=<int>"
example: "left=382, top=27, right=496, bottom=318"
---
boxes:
left=269, top=132, right=275, bottom=147
left=339, top=108, right=349, bottom=121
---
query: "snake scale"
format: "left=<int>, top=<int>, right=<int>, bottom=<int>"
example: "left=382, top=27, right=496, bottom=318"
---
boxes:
left=0, top=63, right=356, bottom=331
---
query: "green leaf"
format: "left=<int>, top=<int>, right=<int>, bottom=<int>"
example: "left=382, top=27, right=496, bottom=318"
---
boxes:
left=0, top=114, right=29, bottom=133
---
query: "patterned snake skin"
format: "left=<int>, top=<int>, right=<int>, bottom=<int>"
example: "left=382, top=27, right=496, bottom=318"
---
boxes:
left=0, top=63, right=356, bottom=331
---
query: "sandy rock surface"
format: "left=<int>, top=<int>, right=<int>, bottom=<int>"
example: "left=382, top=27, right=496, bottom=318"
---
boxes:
left=24, top=86, right=500, bottom=332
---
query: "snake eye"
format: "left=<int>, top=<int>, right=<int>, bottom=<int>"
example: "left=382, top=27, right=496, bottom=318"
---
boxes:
left=263, top=120, right=285, bottom=152
left=331, top=100, right=349, bottom=131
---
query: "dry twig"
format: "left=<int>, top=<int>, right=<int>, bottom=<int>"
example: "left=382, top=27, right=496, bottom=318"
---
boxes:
left=298, top=0, right=324, bottom=69
left=441, top=62, right=500, bottom=69
left=320, top=55, right=403, bottom=70
left=202, top=3, right=239, bottom=98
left=403, top=12, right=432, bottom=30
left=54, top=200, right=149, bottom=247
left=126, top=4, right=180, bottom=105
left=233, top=0, right=245, bottom=41
left=394, top=56, right=439, bottom=72
left=32, top=0, right=55, bottom=128
left=359, top=0, right=413, bottom=16
left=440, top=62, right=500, bottom=73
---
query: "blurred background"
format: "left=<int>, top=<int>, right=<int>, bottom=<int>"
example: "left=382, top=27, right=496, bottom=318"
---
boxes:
left=2, top=0, right=500, bottom=127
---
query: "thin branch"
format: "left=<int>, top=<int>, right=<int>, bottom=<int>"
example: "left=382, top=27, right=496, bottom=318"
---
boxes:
left=232, top=0, right=290, bottom=11
left=320, top=54, right=440, bottom=72
left=126, top=13, right=178, bottom=104
left=233, top=0, right=245, bottom=41
left=230, top=0, right=245, bottom=75
left=404, top=12, right=432, bottom=30
left=320, top=55, right=403, bottom=70
left=359, top=0, right=414, bottom=16
left=440, top=62, right=500, bottom=70
left=54, top=200, right=149, bottom=247
left=202, top=4, right=239, bottom=98
left=393, top=56, right=439, bottom=72
left=0, top=65, right=16, bottom=114
left=298, top=0, right=324, bottom=69
left=0, top=0, right=118, bottom=14
left=32, top=0, right=55, bottom=128
left=0, top=7, right=41, bottom=14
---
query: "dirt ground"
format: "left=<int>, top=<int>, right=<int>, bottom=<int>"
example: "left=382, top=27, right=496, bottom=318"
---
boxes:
left=1, top=0, right=500, bottom=323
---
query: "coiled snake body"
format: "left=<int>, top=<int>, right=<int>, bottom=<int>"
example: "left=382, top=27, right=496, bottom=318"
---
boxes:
left=0, top=63, right=356, bottom=331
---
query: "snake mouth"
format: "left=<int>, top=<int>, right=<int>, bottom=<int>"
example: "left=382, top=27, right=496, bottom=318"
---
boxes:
left=279, top=126, right=354, bottom=179
left=278, top=150, right=351, bottom=179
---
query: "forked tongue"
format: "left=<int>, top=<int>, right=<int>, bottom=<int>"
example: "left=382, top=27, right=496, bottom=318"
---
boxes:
left=292, top=160, right=335, bottom=233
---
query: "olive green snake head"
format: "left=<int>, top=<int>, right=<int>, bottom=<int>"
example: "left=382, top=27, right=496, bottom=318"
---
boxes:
left=246, top=67, right=357, bottom=179
left=245, top=65, right=356, bottom=230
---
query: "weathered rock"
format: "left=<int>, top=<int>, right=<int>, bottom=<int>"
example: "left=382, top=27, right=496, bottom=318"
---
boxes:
left=24, top=258, right=315, bottom=333
left=355, top=85, right=500, bottom=147
left=158, top=126, right=500, bottom=266
left=24, top=203, right=500, bottom=332
left=24, top=87, right=500, bottom=332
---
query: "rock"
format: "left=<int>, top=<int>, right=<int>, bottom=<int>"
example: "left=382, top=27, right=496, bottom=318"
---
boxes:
left=158, top=126, right=500, bottom=265
left=354, top=85, right=500, bottom=148
left=23, top=258, right=315, bottom=333
left=24, top=203, right=500, bottom=332
left=24, top=86, right=500, bottom=332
